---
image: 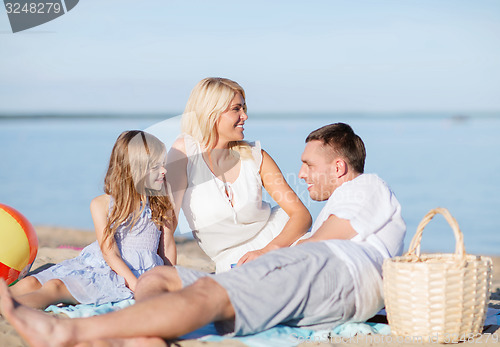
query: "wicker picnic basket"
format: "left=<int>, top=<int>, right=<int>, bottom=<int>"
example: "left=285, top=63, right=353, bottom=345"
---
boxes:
left=383, top=208, right=492, bottom=343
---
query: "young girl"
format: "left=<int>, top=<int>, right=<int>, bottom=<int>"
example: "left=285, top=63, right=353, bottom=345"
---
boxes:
left=9, top=130, right=176, bottom=309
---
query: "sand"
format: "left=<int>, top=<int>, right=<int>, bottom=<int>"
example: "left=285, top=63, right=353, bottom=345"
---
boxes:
left=1, top=226, right=499, bottom=347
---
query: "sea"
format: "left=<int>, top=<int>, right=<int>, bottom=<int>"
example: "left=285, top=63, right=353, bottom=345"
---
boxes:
left=1, top=113, right=499, bottom=255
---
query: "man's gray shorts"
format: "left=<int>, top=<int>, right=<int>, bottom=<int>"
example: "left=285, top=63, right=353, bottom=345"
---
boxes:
left=175, top=242, right=356, bottom=336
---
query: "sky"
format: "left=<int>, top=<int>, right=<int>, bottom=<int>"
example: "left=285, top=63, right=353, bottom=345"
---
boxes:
left=1, top=0, right=499, bottom=114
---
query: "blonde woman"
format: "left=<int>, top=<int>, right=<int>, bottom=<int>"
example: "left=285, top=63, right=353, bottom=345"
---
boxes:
left=167, top=77, right=312, bottom=273
left=9, top=131, right=175, bottom=309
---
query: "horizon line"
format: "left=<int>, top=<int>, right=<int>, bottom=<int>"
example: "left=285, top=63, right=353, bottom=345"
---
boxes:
left=1, top=110, right=500, bottom=121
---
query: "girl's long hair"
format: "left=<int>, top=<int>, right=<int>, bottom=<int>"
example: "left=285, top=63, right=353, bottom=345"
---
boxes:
left=181, top=77, right=252, bottom=159
left=102, top=130, right=173, bottom=249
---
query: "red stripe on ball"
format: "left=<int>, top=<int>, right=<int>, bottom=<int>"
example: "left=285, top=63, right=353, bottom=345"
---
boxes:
left=0, top=261, right=21, bottom=285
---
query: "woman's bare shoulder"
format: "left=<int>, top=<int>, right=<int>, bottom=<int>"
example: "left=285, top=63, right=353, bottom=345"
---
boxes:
left=170, top=136, right=187, bottom=154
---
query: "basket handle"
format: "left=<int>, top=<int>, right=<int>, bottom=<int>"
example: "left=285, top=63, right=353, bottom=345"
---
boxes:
left=405, top=207, right=466, bottom=259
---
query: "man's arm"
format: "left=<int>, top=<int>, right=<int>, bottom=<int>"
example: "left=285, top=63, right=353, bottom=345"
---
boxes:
left=297, top=214, right=357, bottom=244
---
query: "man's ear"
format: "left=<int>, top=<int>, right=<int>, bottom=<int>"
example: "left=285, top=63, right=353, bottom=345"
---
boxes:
left=334, top=158, right=348, bottom=177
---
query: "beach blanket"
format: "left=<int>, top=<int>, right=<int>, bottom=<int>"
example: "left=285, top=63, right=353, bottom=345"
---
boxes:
left=185, top=322, right=391, bottom=346
left=45, top=299, right=135, bottom=317
left=485, top=308, right=500, bottom=326
left=45, top=302, right=500, bottom=347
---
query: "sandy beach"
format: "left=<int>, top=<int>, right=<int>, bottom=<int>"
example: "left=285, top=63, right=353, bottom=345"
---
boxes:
left=1, top=226, right=499, bottom=347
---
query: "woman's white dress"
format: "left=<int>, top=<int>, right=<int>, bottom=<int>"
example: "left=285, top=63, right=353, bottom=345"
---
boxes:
left=180, top=134, right=289, bottom=273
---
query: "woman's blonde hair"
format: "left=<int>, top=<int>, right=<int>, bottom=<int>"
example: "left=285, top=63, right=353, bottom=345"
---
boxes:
left=102, top=130, right=173, bottom=248
left=181, top=77, right=252, bottom=158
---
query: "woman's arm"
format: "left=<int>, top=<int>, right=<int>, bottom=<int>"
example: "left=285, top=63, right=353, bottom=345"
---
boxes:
left=237, top=150, right=312, bottom=265
left=90, top=195, right=139, bottom=292
left=155, top=137, right=188, bottom=267
left=162, top=137, right=189, bottom=239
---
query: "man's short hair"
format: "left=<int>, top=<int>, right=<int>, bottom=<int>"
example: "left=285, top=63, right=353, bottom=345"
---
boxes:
left=306, top=123, right=366, bottom=173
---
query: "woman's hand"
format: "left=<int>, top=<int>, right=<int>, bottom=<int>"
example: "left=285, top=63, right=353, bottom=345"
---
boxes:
left=236, top=249, right=267, bottom=266
left=236, top=242, right=282, bottom=266
left=294, top=239, right=306, bottom=246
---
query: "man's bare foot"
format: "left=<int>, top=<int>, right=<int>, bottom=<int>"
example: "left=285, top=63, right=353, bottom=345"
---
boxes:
left=0, top=279, right=74, bottom=347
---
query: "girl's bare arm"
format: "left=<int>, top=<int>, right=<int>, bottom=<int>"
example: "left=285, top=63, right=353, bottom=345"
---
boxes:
left=90, top=194, right=139, bottom=292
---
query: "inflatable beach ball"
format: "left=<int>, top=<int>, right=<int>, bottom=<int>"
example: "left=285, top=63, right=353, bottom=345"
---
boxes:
left=0, top=203, right=38, bottom=285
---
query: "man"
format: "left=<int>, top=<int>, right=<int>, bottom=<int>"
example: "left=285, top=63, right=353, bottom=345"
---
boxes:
left=0, top=123, right=406, bottom=347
